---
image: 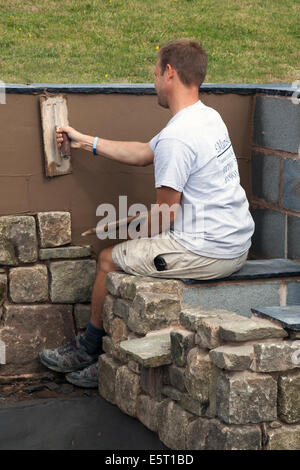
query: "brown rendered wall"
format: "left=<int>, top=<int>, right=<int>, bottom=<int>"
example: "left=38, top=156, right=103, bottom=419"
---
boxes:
left=0, top=92, right=253, bottom=254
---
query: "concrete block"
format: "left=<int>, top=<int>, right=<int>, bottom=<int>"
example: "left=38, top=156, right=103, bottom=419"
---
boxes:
left=287, top=281, right=300, bottom=305
left=282, top=158, right=300, bottom=211
left=251, top=152, right=281, bottom=204
left=253, top=96, right=300, bottom=154
left=288, top=215, right=300, bottom=259
left=251, top=208, right=285, bottom=258
left=182, top=279, right=283, bottom=318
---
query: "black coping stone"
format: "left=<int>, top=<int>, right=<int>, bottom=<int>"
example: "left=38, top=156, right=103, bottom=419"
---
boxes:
left=251, top=305, right=300, bottom=331
left=179, top=258, right=300, bottom=284
left=0, top=397, right=167, bottom=450
left=5, top=83, right=295, bottom=97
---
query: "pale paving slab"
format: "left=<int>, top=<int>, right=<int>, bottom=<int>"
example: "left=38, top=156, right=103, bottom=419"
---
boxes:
left=120, top=333, right=172, bottom=367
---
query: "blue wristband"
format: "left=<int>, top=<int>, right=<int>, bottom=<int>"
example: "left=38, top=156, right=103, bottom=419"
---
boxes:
left=93, top=137, right=99, bottom=155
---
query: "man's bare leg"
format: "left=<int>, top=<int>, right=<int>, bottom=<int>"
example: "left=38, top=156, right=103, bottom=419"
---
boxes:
left=90, top=245, right=122, bottom=329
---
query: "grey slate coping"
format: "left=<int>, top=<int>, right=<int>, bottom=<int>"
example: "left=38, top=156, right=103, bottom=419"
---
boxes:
left=179, top=258, right=300, bottom=284
left=4, top=83, right=295, bottom=96
left=251, top=306, right=300, bottom=331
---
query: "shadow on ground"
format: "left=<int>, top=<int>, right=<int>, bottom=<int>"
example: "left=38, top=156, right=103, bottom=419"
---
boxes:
left=0, top=397, right=167, bottom=450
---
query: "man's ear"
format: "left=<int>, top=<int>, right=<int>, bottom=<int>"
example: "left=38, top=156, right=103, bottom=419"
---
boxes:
left=165, top=63, right=175, bottom=80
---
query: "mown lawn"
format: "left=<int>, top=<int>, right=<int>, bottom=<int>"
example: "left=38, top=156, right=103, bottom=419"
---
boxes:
left=0, top=0, right=298, bottom=84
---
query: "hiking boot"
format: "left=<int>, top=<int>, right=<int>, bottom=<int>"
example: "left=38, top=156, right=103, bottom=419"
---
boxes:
left=65, top=362, right=99, bottom=388
left=39, top=335, right=99, bottom=373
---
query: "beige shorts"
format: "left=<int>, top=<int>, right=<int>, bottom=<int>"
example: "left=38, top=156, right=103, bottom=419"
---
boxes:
left=111, top=231, right=249, bottom=280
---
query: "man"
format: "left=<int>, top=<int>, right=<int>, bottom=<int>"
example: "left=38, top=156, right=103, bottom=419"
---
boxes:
left=39, top=39, right=255, bottom=388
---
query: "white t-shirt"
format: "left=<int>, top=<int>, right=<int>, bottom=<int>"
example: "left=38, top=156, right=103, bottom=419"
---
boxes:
left=150, top=99, right=255, bottom=259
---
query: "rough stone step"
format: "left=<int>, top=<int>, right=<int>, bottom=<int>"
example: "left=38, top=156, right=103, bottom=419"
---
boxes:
left=251, top=305, right=300, bottom=331
left=120, top=333, right=172, bottom=367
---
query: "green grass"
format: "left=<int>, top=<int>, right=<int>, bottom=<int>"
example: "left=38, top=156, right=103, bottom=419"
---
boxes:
left=0, top=0, right=299, bottom=84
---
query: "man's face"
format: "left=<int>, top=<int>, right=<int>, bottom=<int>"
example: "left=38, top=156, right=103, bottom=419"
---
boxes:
left=154, top=59, right=169, bottom=109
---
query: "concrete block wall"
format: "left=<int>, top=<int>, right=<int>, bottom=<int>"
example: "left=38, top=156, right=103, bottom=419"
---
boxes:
left=99, top=272, right=300, bottom=450
left=0, top=212, right=94, bottom=379
left=250, top=95, right=300, bottom=260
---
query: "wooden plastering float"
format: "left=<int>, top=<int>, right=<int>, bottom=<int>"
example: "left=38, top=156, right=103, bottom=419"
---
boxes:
left=40, top=93, right=72, bottom=177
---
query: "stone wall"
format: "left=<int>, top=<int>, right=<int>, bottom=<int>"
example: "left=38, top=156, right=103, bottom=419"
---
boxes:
left=250, top=95, right=300, bottom=259
left=0, top=212, right=95, bottom=378
left=99, top=272, right=300, bottom=450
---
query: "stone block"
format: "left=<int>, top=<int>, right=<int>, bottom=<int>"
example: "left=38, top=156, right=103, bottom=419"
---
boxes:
left=101, top=335, right=128, bottom=364
left=251, top=152, right=281, bottom=205
left=98, top=354, right=121, bottom=405
left=252, top=341, right=300, bottom=372
left=49, top=260, right=96, bottom=303
left=288, top=215, right=300, bottom=259
left=186, top=418, right=211, bottom=450
left=0, top=304, right=75, bottom=375
left=209, top=345, right=254, bottom=371
left=170, top=329, right=195, bottom=367
left=278, top=371, right=300, bottom=424
left=120, top=333, right=171, bottom=367
left=157, top=399, right=194, bottom=450
left=102, top=294, right=115, bottom=335
left=179, top=306, right=227, bottom=331
left=113, top=298, right=131, bottom=323
left=74, top=304, right=90, bottom=330
left=219, top=316, right=287, bottom=343
left=0, top=235, right=17, bottom=265
left=182, top=279, right=284, bottom=318
left=127, top=292, right=181, bottom=335
left=205, top=420, right=262, bottom=450
left=253, top=96, right=300, bottom=154
left=0, top=274, right=7, bottom=306
left=127, top=360, right=141, bottom=374
left=39, top=245, right=92, bottom=260
left=0, top=216, right=37, bottom=263
left=282, top=158, right=300, bottom=212
left=184, top=348, right=214, bottom=403
left=9, top=265, right=48, bottom=303
left=119, top=275, right=180, bottom=300
left=162, top=385, right=184, bottom=402
left=115, top=365, right=141, bottom=417
left=105, top=272, right=129, bottom=297
left=136, top=395, right=160, bottom=433
left=265, top=424, right=300, bottom=450
left=141, top=366, right=163, bottom=400
left=196, top=311, right=243, bottom=349
left=111, top=316, right=128, bottom=343
left=179, top=394, right=207, bottom=417
left=167, top=364, right=186, bottom=393
left=216, top=371, right=277, bottom=424
left=37, top=212, right=71, bottom=248
left=250, top=208, right=285, bottom=258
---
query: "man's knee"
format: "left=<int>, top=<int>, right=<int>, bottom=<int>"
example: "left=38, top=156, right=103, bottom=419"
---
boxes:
left=97, top=246, right=120, bottom=273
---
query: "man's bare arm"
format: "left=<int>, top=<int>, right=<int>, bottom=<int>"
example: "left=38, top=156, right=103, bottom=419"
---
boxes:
left=56, top=126, right=154, bottom=167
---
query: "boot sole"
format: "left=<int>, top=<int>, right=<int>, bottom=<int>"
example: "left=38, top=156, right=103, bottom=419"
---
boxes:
left=65, top=373, right=98, bottom=388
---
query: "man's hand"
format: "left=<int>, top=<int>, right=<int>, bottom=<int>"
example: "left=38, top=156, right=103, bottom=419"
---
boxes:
left=56, top=126, right=85, bottom=150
